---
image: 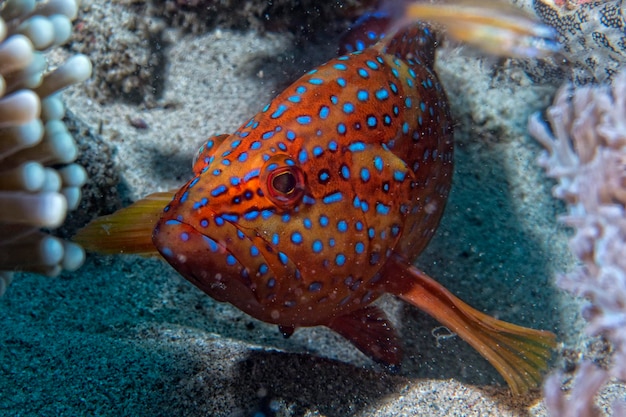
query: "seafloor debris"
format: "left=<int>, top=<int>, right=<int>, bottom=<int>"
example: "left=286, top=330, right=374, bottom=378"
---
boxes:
left=0, top=0, right=92, bottom=295
left=152, top=0, right=376, bottom=37
left=530, top=69, right=626, bottom=415
left=68, top=0, right=375, bottom=104
left=67, top=1, right=166, bottom=103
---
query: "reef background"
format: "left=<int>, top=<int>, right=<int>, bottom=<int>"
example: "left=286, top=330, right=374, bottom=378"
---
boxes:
left=2, top=0, right=625, bottom=415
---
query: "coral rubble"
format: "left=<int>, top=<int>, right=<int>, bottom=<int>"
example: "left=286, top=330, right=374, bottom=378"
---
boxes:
left=0, top=0, right=92, bottom=295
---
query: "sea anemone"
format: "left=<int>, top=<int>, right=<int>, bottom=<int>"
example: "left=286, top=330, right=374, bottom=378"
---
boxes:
left=0, top=0, right=91, bottom=295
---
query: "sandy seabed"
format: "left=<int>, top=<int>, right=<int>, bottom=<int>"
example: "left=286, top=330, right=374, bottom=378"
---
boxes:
left=2, top=1, right=625, bottom=416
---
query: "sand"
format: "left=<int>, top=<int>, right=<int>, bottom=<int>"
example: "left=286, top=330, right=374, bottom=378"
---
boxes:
left=2, top=1, right=625, bottom=416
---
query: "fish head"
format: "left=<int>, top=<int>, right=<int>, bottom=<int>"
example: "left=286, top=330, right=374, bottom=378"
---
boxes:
left=153, top=117, right=414, bottom=326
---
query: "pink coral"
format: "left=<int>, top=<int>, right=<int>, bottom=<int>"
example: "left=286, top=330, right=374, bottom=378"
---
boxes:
left=529, top=70, right=626, bottom=414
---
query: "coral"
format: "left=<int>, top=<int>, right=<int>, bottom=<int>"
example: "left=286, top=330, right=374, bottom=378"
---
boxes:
left=529, top=70, right=626, bottom=414
left=0, top=0, right=92, bottom=295
left=531, top=0, right=626, bottom=84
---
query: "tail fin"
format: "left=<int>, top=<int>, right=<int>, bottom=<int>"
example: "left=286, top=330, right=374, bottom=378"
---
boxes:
left=73, top=191, right=174, bottom=257
left=387, top=255, right=556, bottom=395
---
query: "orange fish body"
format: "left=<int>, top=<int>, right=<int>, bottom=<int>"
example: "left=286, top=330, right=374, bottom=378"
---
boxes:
left=155, top=22, right=451, bottom=328
left=76, top=18, right=555, bottom=394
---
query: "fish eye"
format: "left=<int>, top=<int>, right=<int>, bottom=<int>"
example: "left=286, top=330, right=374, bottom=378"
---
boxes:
left=272, top=171, right=297, bottom=194
left=265, top=165, right=306, bottom=209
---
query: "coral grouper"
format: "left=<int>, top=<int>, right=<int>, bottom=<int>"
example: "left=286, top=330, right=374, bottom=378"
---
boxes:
left=75, top=17, right=556, bottom=394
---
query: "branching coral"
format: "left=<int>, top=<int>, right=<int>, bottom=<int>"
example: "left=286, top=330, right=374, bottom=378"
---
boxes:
left=0, top=0, right=91, bottom=295
left=529, top=70, right=626, bottom=414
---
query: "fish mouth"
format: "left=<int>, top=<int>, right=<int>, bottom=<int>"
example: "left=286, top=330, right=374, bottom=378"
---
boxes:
left=153, top=211, right=311, bottom=316
left=153, top=213, right=283, bottom=308
left=153, top=216, right=248, bottom=289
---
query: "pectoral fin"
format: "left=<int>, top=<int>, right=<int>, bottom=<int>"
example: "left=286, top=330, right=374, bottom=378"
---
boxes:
left=327, top=305, right=402, bottom=367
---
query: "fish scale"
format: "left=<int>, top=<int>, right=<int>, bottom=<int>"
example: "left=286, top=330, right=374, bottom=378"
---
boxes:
left=76, top=17, right=556, bottom=394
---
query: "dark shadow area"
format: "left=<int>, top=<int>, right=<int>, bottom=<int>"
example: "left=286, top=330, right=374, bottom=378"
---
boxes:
left=240, top=34, right=338, bottom=95
left=145, top=144, right=195, bottom=186
left=396, top=131, right=563, bottom=386
left=227, top=351, right=404, bottom=417
left=149, top=0, right=377, bottom=42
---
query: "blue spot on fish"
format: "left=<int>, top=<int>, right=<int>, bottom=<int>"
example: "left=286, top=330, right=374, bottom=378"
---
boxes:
left=291, top=232, right=303, bottom=244
left=373, top=156, right=383, bottom=171
left=271, top=104, right=288, bottom=119
left=376, top=203, right=391, bottom=215
left=323, top=192, right=343, bottom=204
left=375, top=88, right=389, bottom=100
left=355, top=242, right=365, bottom=254
left=203, top=236, right=219, bottom=252
left=348, top=142, right=366, bottom=152
left=296, top=115, right=312, bottom=125
left=210, top=185, right=227, bottom=197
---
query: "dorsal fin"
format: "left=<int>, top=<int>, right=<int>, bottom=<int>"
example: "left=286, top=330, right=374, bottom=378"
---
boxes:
left=339, top=12, right=438, bottom=69
left=378, top=22, right=438, bottom=69
left=339, top=12, right=392, bottom=54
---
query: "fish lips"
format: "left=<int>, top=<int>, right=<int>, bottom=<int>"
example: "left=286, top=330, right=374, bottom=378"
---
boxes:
left=152, top=216, right=256, bottom=304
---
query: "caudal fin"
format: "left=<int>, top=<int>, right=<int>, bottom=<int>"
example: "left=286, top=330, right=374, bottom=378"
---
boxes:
left=387, top=255, right=556, bottom=395
left=73, top=191, right=174, bottom=257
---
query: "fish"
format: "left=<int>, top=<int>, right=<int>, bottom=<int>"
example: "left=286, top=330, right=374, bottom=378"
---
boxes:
left=403, top=0, right=560, bottom=58
left=75, top=14, right=556, bottom=395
